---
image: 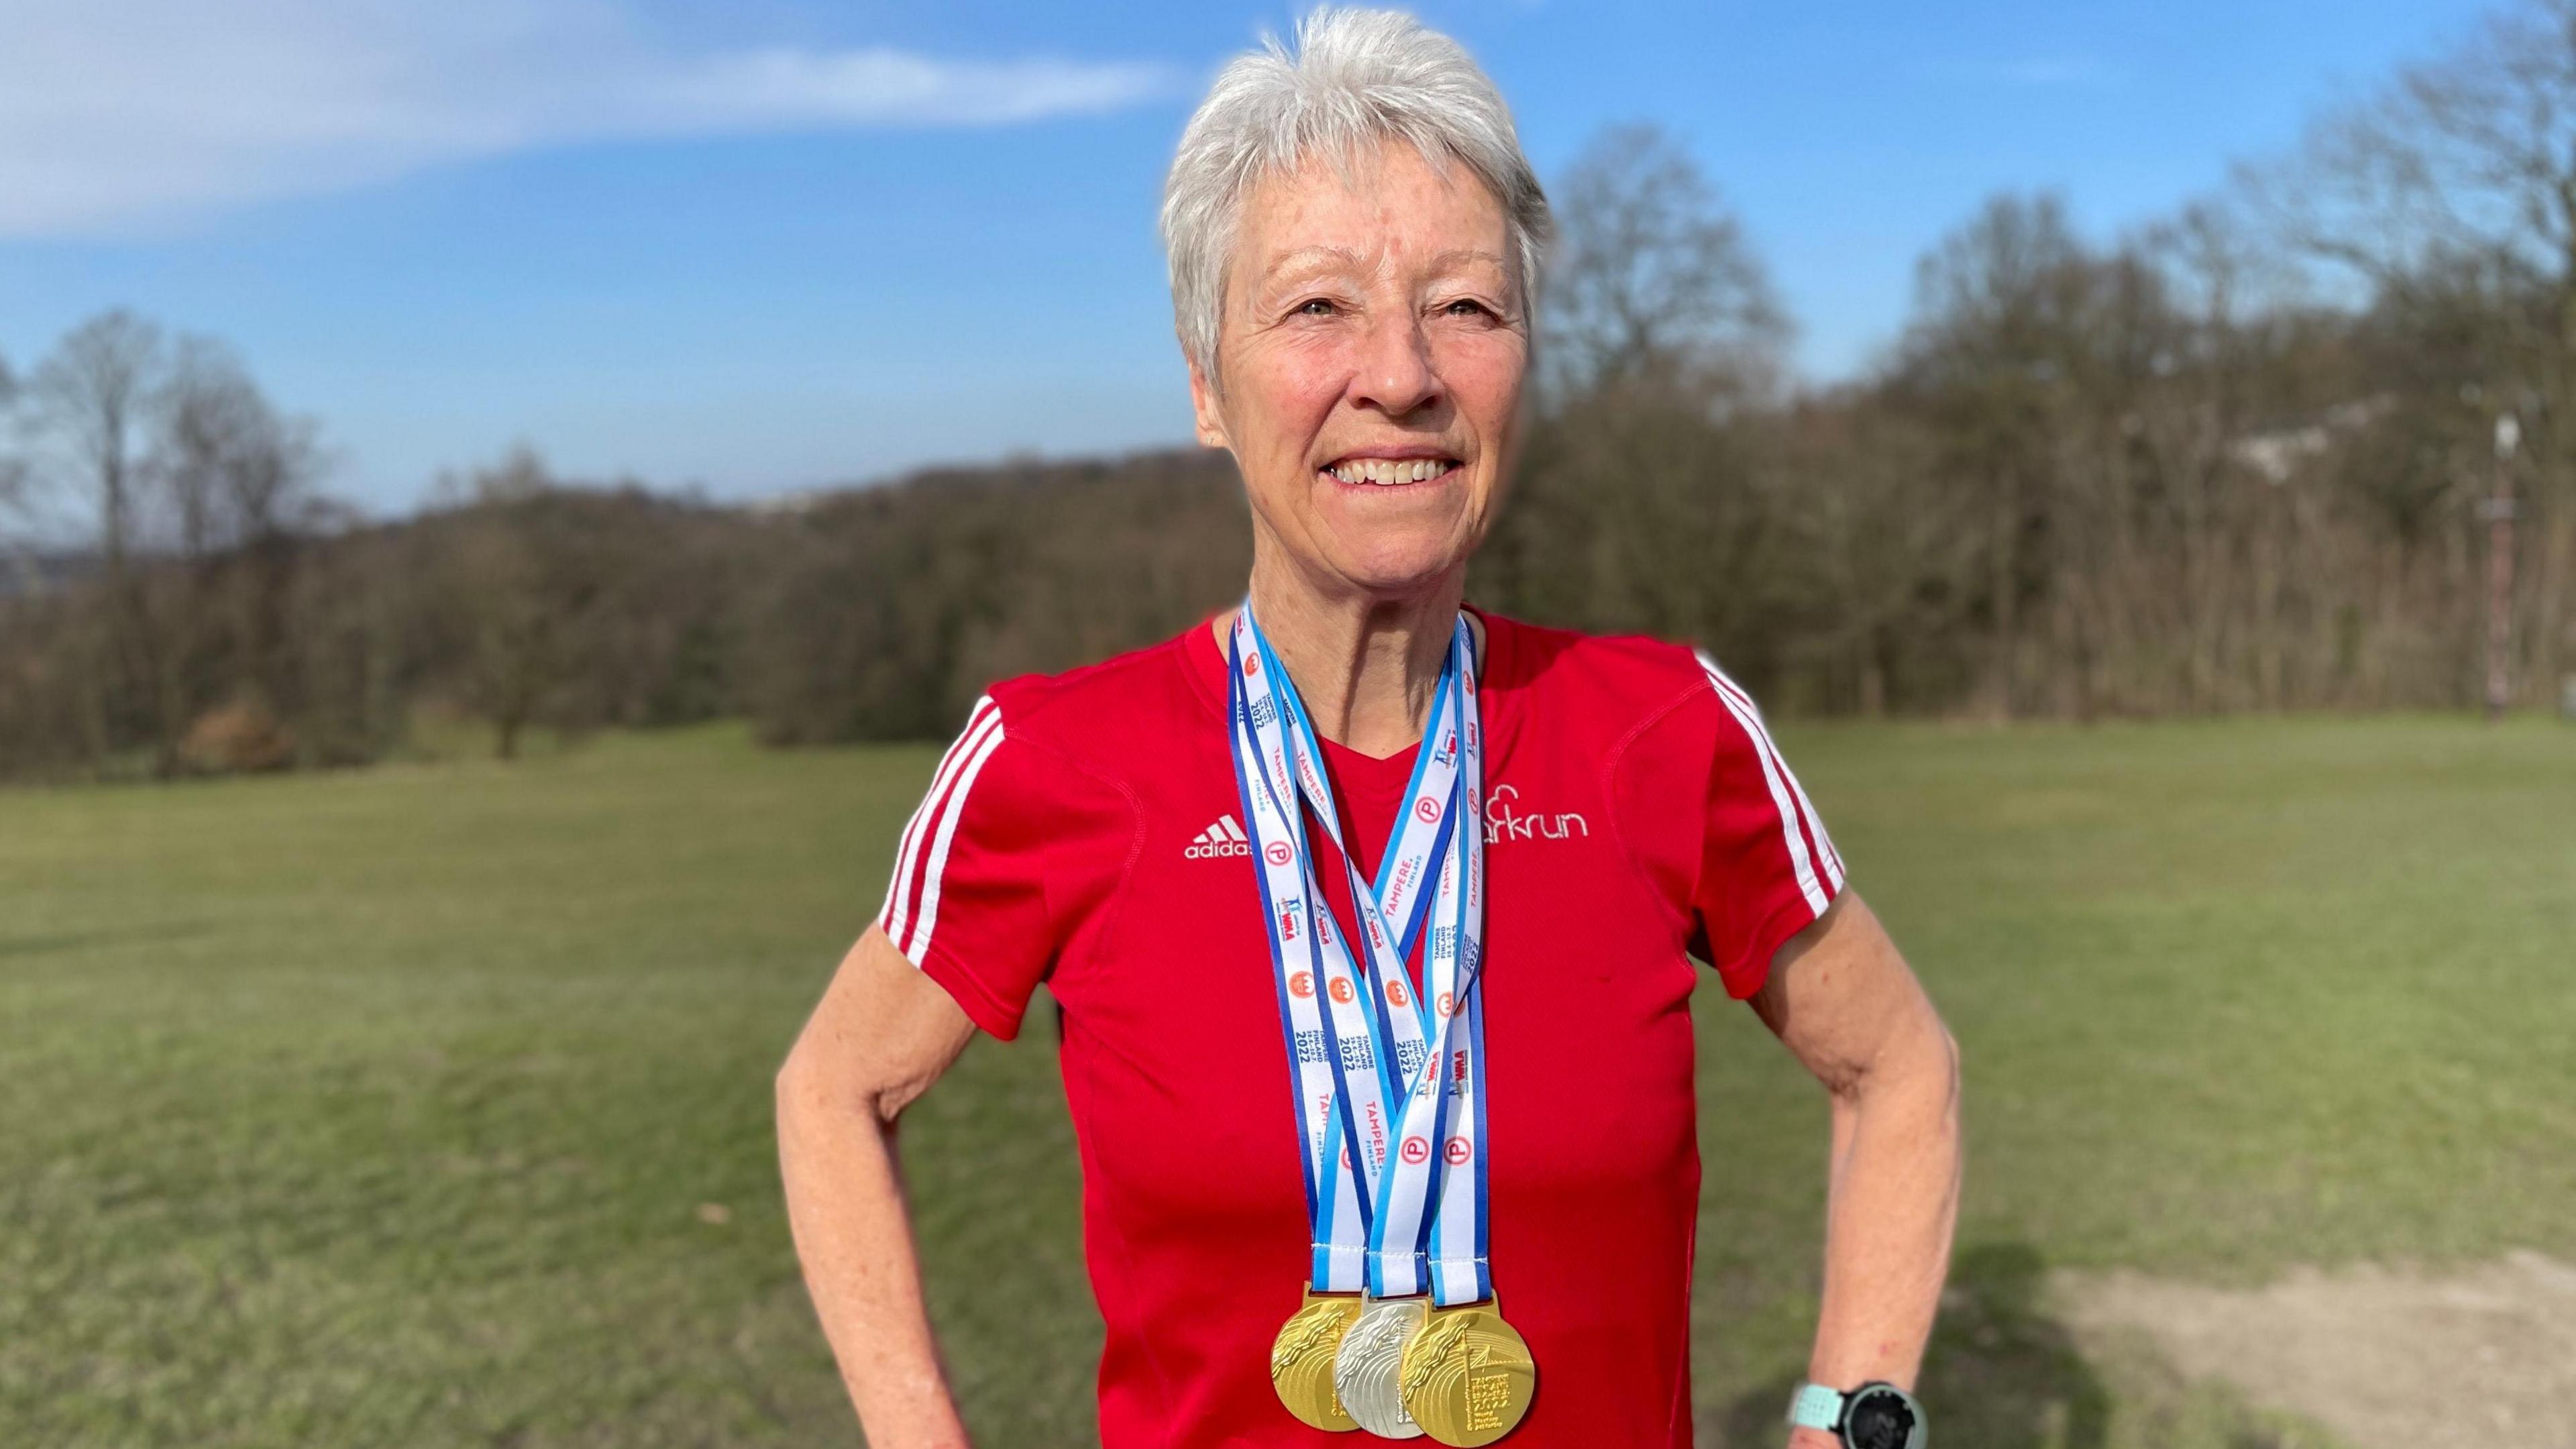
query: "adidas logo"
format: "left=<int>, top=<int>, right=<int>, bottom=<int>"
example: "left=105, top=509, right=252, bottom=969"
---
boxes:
left=1185, top=814, right=1252, bottom=859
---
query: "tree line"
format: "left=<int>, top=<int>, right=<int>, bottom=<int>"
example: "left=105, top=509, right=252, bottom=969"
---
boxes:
left=5, top=0, right=2573, bottom=781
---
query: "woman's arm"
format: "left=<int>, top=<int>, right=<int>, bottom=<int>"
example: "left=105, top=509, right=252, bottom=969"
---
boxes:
left=1750, top=893, right=1962, bottom=1448
left=775, top=924, right=982, bottom=1448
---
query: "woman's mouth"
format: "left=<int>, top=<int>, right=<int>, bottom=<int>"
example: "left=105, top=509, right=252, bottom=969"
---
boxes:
left=1320, top=457, right=1460, bottom=486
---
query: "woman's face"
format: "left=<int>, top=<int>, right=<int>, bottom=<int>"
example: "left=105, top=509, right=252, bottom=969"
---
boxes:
left=1190, top=142, right=1528, bottom=602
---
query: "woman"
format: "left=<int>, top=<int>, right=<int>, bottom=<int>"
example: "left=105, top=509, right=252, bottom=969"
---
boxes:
left=775, top=11, right=1960, bottom=1448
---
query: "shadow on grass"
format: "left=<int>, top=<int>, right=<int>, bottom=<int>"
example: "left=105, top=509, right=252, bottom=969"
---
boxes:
left=1717, top=1242, right=2112, bottom=1448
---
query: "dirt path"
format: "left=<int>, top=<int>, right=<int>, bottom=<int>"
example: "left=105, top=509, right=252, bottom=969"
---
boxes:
left=2059, top=1251, right=2576, bottom=1449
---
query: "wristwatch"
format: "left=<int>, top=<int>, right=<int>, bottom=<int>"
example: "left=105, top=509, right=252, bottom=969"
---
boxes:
left=1786, top=1380, right=1926, bottom=1448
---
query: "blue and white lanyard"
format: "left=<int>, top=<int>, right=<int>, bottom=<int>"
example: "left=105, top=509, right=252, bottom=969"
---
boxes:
left=1227, top=605, right=1491, bottom=1307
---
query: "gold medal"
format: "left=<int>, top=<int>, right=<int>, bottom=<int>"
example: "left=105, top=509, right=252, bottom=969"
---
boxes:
left=1271, top=1287, right=1363, bottom=1432
left=1397, top=1299, right=1536, bottom=1446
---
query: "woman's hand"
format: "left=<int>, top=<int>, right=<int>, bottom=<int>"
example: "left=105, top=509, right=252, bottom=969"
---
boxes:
left=776, top=924, right=983, bottom=1448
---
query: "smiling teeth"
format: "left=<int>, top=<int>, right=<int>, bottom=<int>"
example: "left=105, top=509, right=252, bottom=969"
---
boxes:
left=1330, top=459, right=1453, bottom=484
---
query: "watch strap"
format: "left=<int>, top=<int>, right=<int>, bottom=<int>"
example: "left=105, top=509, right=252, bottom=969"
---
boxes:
left=1786, top=1381, right=1844, bottom=1433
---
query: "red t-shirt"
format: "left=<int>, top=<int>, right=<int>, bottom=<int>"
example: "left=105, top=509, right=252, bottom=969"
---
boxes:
left=875, top=609, right=1843, bottom=1448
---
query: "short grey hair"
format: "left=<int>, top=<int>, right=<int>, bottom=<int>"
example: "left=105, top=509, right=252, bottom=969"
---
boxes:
left=1159, top=7, right=1552, bottom=378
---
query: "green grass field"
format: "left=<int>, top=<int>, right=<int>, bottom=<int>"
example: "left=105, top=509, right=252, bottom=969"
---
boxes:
left=5, top=716, right=2572, bottom=1448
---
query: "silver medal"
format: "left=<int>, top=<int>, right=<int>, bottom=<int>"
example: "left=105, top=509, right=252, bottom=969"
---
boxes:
left=1333, top=1295, right=1428, bottom=1439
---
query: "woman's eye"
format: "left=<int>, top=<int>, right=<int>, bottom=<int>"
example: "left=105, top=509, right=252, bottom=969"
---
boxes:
left=1443, top=298, right=1493, bottom=318
left=1296, top=298, right=1338, bottom=317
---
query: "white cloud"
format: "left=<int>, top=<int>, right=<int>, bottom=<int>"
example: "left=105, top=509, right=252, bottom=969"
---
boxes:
left=0, top=0, right=1174, bottom=237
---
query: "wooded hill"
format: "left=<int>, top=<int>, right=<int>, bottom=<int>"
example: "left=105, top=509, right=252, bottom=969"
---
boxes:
left=8, top=1, right=2576, bottom=780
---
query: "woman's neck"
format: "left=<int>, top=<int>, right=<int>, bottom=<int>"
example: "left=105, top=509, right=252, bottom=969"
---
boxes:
left=1228, top=553, right=1466, bottom=759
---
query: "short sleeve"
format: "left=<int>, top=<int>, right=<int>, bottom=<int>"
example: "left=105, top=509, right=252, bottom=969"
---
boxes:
left=876, top=696, right=1128, bottom=1039
left=1686, top=655, right=1846, bottom=1000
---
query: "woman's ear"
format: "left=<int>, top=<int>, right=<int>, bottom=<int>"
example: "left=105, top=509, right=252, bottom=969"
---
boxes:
left=1186, top=355, right=1230, bottom=450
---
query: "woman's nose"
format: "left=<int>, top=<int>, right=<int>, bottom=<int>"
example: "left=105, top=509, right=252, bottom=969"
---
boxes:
left=1350, top=313, right=1440, bottom=417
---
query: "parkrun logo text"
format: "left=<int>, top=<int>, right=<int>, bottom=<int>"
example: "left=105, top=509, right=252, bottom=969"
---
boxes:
left=1482, top=784, right=1588, bottom=844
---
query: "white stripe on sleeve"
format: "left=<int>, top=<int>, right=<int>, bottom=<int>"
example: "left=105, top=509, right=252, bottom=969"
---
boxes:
left=1696, top=655, right=1842, bottom=883
left=879, top=698, right=1000, bottom=953
left=900, top=716, right=1009, bottom=961
left=1695, top=653, right=1835, bottom=912
left=1700, top=668, right=1841, bottom=886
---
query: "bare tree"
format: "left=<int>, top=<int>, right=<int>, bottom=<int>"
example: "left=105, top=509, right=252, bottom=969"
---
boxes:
left=30, top=312, right=166, bottom=568
left=0, top=352, right=29, bottom=588
left=1894, top=193, right=2094, bottom=716
left=153, top=339, right=323, bottom=738
left=1542, top=123, right=1788, bottom=401
left=24, top=311, right=172, bottom=769
left=2253, top=0, right=2576, bottom=701
left=0, top=352, right=21, bottom=513
left=1774, top=395, right=1978, bottom=714
left=443, top=447, right=569, bottom=760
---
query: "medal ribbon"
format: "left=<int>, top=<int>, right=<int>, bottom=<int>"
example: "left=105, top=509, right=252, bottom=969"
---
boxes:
left=1228, top=604, right=1492, bottom=1306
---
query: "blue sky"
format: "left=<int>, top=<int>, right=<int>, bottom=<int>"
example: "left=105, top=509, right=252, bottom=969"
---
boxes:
left=0, top=0, right=2496, bottom=515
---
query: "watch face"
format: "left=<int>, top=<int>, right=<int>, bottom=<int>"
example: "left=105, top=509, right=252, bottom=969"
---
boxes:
left=1844, top=1387, right=1919, bottom=1449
